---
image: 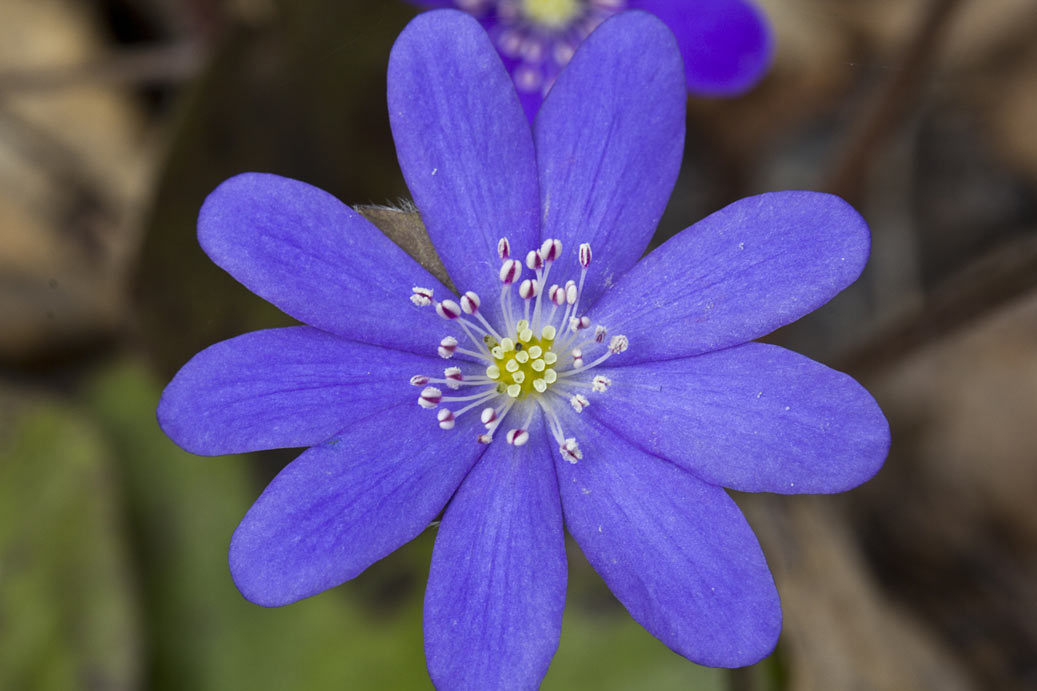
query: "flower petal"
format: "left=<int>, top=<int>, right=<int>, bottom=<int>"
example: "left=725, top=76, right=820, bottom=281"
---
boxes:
left=590, top=343, right=889, bottom=493
left=535, top=11, right=685, bottom=307
left=424, top=416, right=565, bottom=691
left=157, top=326, right=445, bottom=456
left=555, top=413, right=781, bottom=667
left=198, top=173, right=452, bottom=353
left=229, top=402, right=485, bottom=606
left=590, top=191, right=871, bottom=363
left=389, top=10, right=539, bottom=318
left=630, top=0, right=773, bottom=95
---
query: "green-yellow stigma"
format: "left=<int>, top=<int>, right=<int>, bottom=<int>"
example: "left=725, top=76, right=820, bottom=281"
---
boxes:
left=484, top=320, right=559, bottom=399
left=521, top=0, right=582, bottom=29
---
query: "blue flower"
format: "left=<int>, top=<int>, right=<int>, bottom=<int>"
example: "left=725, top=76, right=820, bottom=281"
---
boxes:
left=408, top=0, right=773, bottom=120
left=158, top=10, right=888, bottom=689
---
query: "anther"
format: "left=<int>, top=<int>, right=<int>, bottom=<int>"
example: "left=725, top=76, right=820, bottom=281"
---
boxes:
left=436, top=300, right=462, bottom=320
left=444, top=367, right=463, bottom=389
left=559, top=438, right=582, bottom=463
left=549, top=284, right=565, bottom=306
left=525, top=250, right=544, bottom=271
left=499, top=258, right=522, bottom=284
left=592, top=375, right=611, bottom=392
left=460, top=291, right=481, bottom=314
left=418, top=386, right=442, bottom=409
left=519, top=278, right=538, bottom=300
left=411, top=286, right=434, bottom=307
left=579, top=243, right=592, bottom=268
left=410, top=375, right=430, bottom=386
left=540, top=238, right=562, bottom=263
left=565, top=280, right=578, bottom=305
left=608, top=335, right=629, bottom=354
left=437, top=408, right=455, bottom=430
left=497, top=237, right=511, bottom=259
left=569, top=315, right=590, bottom=332
left=480, top=407, right=497, bottom=426
left=438, top=336, right=458, bottom=359
left=594, top=325, right=608, bottom=343
left=570, top=394, right=590, bottom=412
left=571, top=348, right=583, bottom=368
left=506, top=429, right=530, bottom=446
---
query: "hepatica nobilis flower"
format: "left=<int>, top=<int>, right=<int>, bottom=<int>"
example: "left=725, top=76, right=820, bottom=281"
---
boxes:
left=409, top=0, right=773, bottom=120
left=158, top=9, right=889, bottom=689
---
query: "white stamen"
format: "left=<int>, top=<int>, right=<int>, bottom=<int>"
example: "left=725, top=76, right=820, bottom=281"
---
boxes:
left=579, top=243, right=592, bottom=268
left=444, top=367, right=463, bottom=389
left=525, top=249, right=544, bottom=271
left=608, top=335, right=629, bottom=354
left=565, top=280, right=578, bottom=305
left=506, top=428, right=529, bottom=446
left=418, top=386, right=442, bottom=409
left=519, top=278, right=538, bottom=300
left=540, top=238, right=562, bottom=263
left=549, top=284, right=565, bottom=306
left=410, top=374, right=430, bottom=386
left=497, top=237, right=511, bottom=259
left=480, top=407, right=497, bottom=426
left=592, top=375, right=611, bottom=392
left=411, top=286, right=434, bottom=307
left=570, top=394, right=590, bottom=412
left=436, top=300, right=462, bottom=320
left=499, top=258, right=522, bottom=284
left=437, top=408, right=455, bottom=430
left=460, top=291, right=481, bottom=314
left=569, top=315, right=590, bottom=332
left=559, top=438, right=582, bottom=463
left=594, top=325, right=607, bottom=343
left=438, top=336, right=458, bottom=359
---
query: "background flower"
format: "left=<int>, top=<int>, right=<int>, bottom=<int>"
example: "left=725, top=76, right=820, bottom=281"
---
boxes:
left=157, top=10, right=886, bottom=689
left=408, top=0, right=773, bottom=119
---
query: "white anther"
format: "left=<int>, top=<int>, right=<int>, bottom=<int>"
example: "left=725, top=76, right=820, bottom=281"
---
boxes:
left=579, top=243, right=592, bottom=268
left=570, top=394, right=590, bottom=413
left=436, top=300, right=462, bottom=320
left=418, top=386, right=442, bottom=409
left=437, top=408, right=455, bottom=430
left=497, top=237, right=511, bottom=259
left=549, top=284, right=565, bottom=306
left=410, top=374, right=430, bottom=386
left=478, top=433, right=493, bottom=444
left=559, top=438, right=582, bottom=463
left=592, top=375, right=611, bottom=392
left=519, top=278, right=538, bottom=300
left=571, top=347, right=583, bottom=368
left=506, top=428, right=530, bottom=446
left=608, top=335, right=629, bottom=354
left=594, top=325, right=608, bottom=343
left=444, top=367, right=463, bottom=389
left=569, top=315, right=591, bottom=332
left=480, top=407, right=497, bottom=426
left=540, top=238, right=562, bottom=262
left=525, top=249, right=544, bottom=271
left=565, top=280, right=578, bottom=305
left=460, top=291, right=481, bottom=314
left=411, top=286, right=434, bottom=307
left=499, top=259, right=522, bottom=284
left=438, top=336, right=458, bottom=359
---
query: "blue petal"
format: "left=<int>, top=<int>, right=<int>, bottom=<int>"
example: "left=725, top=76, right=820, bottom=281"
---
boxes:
left=554, top=414, right=781, bottom=667
left=630, top=0, right=773, bottom=95
left=389, top=10, right=539, bottom=320
left=535, top=11, right=685, bottom=308
left=424, top=416, right=565, bottom=691
left=229, top=401, right=486, bottom=606
left=157, top=326, right=446, bottom=456
left=590, top=191, right=871, bottom=364
left=198, top=173, right=452, bottom=354
left=590, top=343, right=889, bottom=493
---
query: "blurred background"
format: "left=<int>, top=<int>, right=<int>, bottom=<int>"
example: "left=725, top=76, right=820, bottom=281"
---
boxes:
left=1, top=0, right=1036, bottom=688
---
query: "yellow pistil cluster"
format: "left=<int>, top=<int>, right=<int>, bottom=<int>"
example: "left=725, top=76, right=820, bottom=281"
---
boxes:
left=521, top=0, right=581, bottom=29
left=485, top=320, right=559, bottom=399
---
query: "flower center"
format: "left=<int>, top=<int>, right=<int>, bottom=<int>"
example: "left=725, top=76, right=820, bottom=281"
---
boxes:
left=408, top=237, right=626, bottom=463
left=520, top=0, right=581, bottom=28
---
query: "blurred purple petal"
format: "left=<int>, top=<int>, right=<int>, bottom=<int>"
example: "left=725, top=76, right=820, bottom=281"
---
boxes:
left=389, top=10, right=539, bottom=319
left=425, top=416, right=565, bottom=690
left=198, top=173, right=450, bottom=353
left=229, top=401, right=485, bottom=606
left=158, top=327, right=444, bottom=456
left=590, top=343, right=890, bottom=493
left=590, top=191, right=871, bottom=364
left=555, top=413, right=781, bottom=667
left=630, top=0, right=773, bottom=95
left=536, top=11, right=684, bottom=307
